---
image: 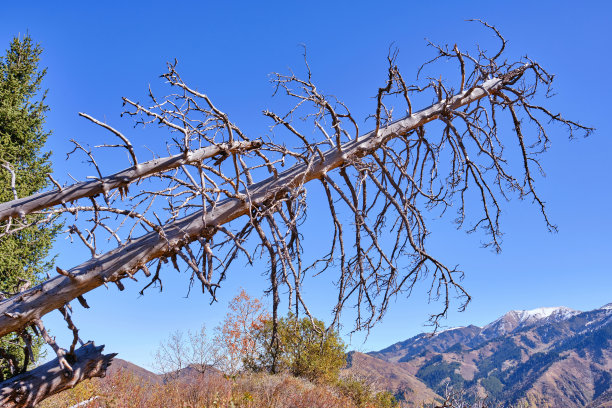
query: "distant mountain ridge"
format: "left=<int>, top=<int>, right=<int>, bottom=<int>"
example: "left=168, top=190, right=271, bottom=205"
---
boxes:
left=478, top=306, right=579, bottom=339
left=108, top=358, right=161, bottom=383
left=354, top=303, right=612, bottom=407
left=107, top=359, right=221, bottom=384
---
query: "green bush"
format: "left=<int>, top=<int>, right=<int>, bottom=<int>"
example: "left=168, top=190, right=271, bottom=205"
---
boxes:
left=245, top=314, right=346, bottom=384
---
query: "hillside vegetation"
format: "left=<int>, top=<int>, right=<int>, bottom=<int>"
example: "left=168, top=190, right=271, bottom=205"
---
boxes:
left=39, top=369, right=401, bottom=408
left=40, top=301, right=612, bottom=407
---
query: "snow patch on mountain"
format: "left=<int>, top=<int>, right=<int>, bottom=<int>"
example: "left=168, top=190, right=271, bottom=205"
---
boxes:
left=517, top=306, right=579, bottom=322
left=481, top=306, right=579, bottom=337
left=435, top=326, right=465, bottom=335
left=600, top=303, right=612, bottom=311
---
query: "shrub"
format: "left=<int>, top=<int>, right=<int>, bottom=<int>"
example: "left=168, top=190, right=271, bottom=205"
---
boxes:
left=246, top=314, right=346, bottom=384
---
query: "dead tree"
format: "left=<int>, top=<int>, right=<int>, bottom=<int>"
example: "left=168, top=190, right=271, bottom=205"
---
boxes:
left=0, top=24, right=591, bottom=406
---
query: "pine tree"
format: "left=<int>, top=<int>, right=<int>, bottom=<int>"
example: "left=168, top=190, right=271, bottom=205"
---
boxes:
left=0, top=35, right=59, bottom=380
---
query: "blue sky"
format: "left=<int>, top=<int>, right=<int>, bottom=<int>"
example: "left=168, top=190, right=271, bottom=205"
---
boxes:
left=1, top=1, right=611, bottom=368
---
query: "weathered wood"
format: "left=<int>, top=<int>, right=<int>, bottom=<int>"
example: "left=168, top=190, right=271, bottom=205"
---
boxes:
left=0, top=68, right=526, bottom=339
left=0, top=343, right=115, bottom=408
left=0, top=140, right=262, bottom=222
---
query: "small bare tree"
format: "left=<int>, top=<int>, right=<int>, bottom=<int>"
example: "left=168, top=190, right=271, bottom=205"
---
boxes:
left=431, top=385, right=490, bottom=408
left=153, top=324, right=221, bottom=382
left=0, top=23, right=591, bottom=407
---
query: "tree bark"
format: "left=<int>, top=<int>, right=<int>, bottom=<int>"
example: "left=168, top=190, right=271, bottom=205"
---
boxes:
left=0, top=140, right=261, bottom=222
left=0, top=67, right=526, bottom=339
left=0, top=343, right=115, bottom=408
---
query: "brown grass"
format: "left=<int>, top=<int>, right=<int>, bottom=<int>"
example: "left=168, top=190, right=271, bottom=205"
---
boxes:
left=39, top=369, right=395, bottom=408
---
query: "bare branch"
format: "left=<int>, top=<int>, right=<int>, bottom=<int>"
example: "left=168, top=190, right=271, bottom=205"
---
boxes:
left=0, top=140, right=262, bottom=223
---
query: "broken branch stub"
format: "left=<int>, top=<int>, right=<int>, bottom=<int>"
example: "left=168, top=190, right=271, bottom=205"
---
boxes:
left=0, top=343, right=115, bottom=408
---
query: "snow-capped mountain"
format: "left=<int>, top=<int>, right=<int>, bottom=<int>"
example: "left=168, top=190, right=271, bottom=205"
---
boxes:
left=370, top=306, right=584, bottom=363
left=478, top=306, right=579, bottom=341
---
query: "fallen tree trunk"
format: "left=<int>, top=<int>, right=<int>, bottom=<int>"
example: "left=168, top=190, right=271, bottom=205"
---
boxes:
left=0, top=67, right=527, bottom=338
left=0, top=140, right=261, bottom=222
left=0, top=343, right=115, bottom=408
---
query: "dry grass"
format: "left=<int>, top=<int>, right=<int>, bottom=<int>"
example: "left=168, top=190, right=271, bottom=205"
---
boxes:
left=39, top=369, right=393, bottom=408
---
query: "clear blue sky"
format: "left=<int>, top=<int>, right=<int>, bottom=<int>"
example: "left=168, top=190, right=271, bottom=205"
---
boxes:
left=1, top=1, right=610, bottom=369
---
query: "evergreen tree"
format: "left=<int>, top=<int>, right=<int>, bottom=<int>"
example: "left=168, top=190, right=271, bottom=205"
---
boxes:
left=0, top=35, right=59, bottom=380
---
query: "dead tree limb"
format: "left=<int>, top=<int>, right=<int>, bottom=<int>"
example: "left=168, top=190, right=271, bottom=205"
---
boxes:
left=0, top=65, right=533, bottom=337
left=0, top=343, right=115, bottom=408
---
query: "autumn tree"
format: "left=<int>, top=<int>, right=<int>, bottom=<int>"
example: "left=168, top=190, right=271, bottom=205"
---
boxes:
left=0, top=35, right=60, bottom=381
left=0, top=24, right=592, bottom=407
left=215, top=289, right=269, bottom=375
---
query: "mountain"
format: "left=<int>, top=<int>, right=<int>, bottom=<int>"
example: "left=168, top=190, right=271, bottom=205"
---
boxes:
left=168, top=364, right=222, bottom=383
left=357, top=304, right=612, bottom=407
left=476, top=306, right=580, bottom=342
left=370, top=325, right=482, bottom=363
left=107, top=358, right=162, bottom=383
left=107, top=358, right=222, bottom=385
left=342, top=351, right=443, bottom=407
